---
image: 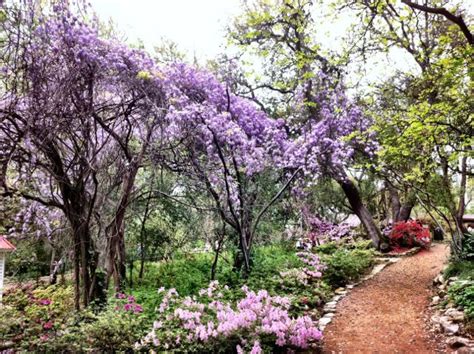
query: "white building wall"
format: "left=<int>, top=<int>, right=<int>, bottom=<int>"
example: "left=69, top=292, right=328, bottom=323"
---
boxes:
left=0, top=252, right=5, bottom=303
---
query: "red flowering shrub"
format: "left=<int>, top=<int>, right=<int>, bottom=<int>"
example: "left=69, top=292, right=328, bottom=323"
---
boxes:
left=389, top=220, right=431, bottom=249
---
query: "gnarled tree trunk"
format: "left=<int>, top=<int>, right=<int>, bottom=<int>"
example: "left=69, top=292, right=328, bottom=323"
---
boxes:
left=337, top=175, right=386, bottom=250
left=106, top=161, right=141, bottom=291
left=386, top=181, right=415, bottom=223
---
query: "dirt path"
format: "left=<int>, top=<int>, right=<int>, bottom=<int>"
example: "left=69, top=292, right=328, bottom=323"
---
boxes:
left=323, top=243, right=449, bottom=354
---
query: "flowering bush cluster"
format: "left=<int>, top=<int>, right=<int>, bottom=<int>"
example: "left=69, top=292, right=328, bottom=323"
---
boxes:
left=280, top=252, right=325, bottom=287
left=115, top=293, right=144, bottom=313
left=1, top=284, right=75, bottom=348
left=297, top=252, right=325, bottom=279
left=1, top=284, right=149, bottom=351
left=389, top=220, right=431, bottom=249
left=139, top=281, right=322, bottom=352
left=301, top=208, right=353, bottom=246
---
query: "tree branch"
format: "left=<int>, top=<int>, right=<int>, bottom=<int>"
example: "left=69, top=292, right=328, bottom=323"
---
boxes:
left=251, top=168, right=301, bottom=239
left=401, top=0, right=473, bottom=45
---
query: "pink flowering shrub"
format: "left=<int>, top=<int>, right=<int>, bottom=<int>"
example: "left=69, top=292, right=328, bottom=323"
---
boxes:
left=280, top=251, right=325, bottom=286
left=139, top=281, right=322, bottom=352
left=114, top=293, right=144, bottom=313
left=1, top=284, right=75, bottom=348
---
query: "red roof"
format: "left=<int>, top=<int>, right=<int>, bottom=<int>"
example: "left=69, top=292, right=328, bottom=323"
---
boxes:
left=0, top=236, right=16, bottom=251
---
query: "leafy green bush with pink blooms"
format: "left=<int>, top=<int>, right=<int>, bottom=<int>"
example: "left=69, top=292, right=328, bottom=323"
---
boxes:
left=0, top=286, right=148, bottom=351
left=139, top=281, right=322, bottom=353
left=0, top=284, right=75, bottom=348
left=1, top=243, right=374, bottom=351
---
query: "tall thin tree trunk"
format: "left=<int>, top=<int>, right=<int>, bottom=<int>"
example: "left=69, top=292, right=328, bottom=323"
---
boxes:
left=138, top=189, right=153, bottom=280
left=211, top=224, right=225, bottom=281
left=80, top=234, right=91, bottom=308
left=49, top=247, right=56, bottom=285
left=70, top=215, right=93, bottom=309
left=73, top=237, right=81, bottom=311
left=457, top=156, right=468, bottom=234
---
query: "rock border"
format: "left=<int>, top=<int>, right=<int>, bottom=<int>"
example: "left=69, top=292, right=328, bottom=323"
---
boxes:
left=317, top=256, right=400, bottom=331
left=384, top=246, right=422, bottom=258
left=429, top=273, right=474, bottom=351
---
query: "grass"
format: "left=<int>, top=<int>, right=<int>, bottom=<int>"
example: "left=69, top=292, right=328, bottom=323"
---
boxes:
left=127, top=241, right=375, bottom=317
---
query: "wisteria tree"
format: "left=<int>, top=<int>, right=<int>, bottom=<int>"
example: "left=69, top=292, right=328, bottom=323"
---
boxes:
left=154, top=63, right=299, bottom=273
left=0, top=2, right=168, bottom=305
left=227, top=0, right=386, bottom=249
left=0, top=1, right=297, bottom=299
left=1, top=0, right=391, bottom=310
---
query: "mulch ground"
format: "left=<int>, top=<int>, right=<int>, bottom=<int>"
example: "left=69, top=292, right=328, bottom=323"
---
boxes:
left=322, top=243, right=449, bottom=353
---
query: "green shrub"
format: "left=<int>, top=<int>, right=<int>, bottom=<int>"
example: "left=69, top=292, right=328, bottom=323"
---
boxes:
left=0, top=305, right=23, bottom=342
left=320, top=248, right=375, bottom=288
left=444, top=260, right=474, bottom=280
left=315, top=242, right=338, bottom=255
left=351, top=240, right=374, bottom=250
left=461, top=232, right=474, bottom=261
left=133, top=253, right=218, bottom=294
left=1, top=284, right=75, bottom=351
left=243, top=245, right=301, bottom=290
left=79, top=305, right=148, bottom=351
left=448, top=281, right=474, bottom=320
left=35, top=294, right=149, bottom=351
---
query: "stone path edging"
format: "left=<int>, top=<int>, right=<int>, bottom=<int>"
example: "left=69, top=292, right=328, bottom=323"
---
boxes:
left=429, top=273, right=474, bottom=351
left=384, top=246, right=422, bottom=258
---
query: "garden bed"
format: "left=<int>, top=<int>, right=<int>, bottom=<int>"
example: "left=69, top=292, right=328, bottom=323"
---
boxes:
left=0, top=241, right=376, bottom=352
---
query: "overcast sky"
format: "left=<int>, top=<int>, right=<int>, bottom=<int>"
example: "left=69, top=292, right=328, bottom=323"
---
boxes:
left=90, top=0, right=421, bottom=86
left=91, top=0, right=241, bottom=60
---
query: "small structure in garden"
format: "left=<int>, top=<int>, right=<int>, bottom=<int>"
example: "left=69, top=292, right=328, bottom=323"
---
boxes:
left=0, top=235, right=16, bottom=303
left=462, top=214, right=474, bottom=229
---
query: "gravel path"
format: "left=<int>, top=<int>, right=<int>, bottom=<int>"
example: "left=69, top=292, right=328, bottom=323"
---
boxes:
left=323, top=243, right=449, bottom=353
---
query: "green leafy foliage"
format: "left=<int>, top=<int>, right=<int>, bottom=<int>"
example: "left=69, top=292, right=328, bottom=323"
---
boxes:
left=444, top=260, right=474, bottom=281
left=1, top=286, right=149, bottom=351
left=319, top=247, right=375, bottom=288
left=448, top=282, right=474, bottom=320
left=65, top=304, right=148, bottom=351
left=1, top=284, right=75, bottom=350
left=460, top=232, right=474, bottom=261
left=5, top=239, right=52, bottom=280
